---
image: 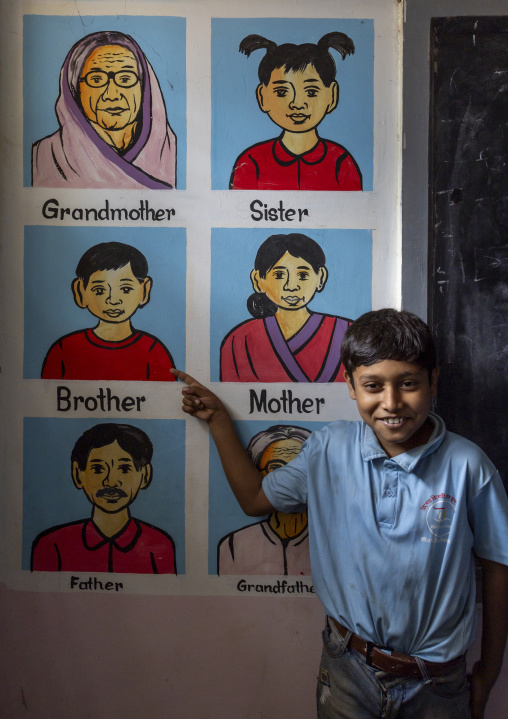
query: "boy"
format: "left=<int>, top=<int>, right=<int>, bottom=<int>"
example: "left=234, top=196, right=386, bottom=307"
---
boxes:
left=41, top=241, right=176, bottom=381
left=172, top=308, right=508, bottom=719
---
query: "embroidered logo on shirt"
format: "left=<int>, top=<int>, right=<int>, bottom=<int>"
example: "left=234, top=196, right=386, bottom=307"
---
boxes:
left=420, top=493, right=457, bottom=511
left=421, top=498, right=456, bottom=544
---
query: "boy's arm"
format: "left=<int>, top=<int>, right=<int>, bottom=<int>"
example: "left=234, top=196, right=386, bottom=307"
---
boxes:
left=470, top=558, right=508, bottom=719
left=171, top=369, right=276, bottom=517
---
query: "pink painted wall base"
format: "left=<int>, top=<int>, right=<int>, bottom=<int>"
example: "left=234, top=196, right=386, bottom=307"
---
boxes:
left=1, top=584, right=507, bottom=718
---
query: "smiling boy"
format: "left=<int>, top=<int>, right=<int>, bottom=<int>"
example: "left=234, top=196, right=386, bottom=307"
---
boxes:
left=41, top=242, right=176, bottom=381
left=172, top=308, right=508, bottom=719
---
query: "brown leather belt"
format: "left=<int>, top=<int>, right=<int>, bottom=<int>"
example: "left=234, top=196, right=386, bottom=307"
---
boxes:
left=331, top=618, right=465, bottom=679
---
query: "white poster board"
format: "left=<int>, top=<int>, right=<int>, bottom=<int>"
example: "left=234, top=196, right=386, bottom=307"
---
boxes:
left=1, top=0, right=401, bottom=597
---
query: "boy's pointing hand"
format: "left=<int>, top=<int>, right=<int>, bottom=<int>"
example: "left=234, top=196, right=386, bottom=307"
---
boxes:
left=170, top=368, right=227, bottom=424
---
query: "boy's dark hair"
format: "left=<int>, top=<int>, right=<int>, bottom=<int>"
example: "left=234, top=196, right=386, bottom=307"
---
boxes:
left=239, top=32, right=355, bottom=87
left=75, top=242, right=149, bottom=288
left=248, top=233, right=326, bottom=319
left=341, top=309, right=437, bottom=381
left=71, top=423, right=153, bottom=471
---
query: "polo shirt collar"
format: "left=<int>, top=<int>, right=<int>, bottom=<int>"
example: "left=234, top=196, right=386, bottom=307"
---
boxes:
left=361, top=412, right=446, bottom=471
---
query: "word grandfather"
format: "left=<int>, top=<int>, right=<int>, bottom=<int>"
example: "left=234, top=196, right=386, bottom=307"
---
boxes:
left=237, top=579, right=314, bottom=594
left=42, top=198, right=176, bottom=223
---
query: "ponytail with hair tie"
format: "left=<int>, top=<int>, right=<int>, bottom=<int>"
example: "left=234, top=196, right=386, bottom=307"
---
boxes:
left=317, top=32, right=355, bottom=60
left=238, top=31, right=355, bottom=86
left=239, top=34, right=277, bottom=57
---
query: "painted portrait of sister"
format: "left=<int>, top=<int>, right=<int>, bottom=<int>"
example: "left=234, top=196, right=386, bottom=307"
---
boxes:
left=229, top=32, right=362, bottom=191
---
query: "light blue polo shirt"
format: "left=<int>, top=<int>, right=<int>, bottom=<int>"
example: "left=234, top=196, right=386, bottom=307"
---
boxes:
left=262, top=413, right=508, bottom=662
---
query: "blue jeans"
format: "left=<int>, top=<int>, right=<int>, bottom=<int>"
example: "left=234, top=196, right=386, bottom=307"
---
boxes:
left=317, top=619, right=471, bottom=719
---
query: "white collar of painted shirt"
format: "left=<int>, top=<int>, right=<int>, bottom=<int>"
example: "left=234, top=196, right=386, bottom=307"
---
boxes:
left=360, top=411, right=446, bottom=472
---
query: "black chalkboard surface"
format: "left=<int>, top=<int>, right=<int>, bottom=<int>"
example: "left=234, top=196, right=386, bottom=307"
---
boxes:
left=429, top=17, right=508, bottom=487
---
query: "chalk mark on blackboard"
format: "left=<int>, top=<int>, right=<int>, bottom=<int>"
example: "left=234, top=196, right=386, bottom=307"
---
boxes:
left=475, top=246, right=508, bottom=281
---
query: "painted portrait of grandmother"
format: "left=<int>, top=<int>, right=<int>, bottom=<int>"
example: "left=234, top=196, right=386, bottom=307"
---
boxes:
left=32, top=31, right=176, bottom=189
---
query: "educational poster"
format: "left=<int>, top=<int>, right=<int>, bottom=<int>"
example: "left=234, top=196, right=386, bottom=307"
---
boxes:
left=0, top=0, right=401, bottom=600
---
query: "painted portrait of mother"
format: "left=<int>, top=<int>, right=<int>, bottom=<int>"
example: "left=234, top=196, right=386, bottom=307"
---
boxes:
left=220, top=233, right=351, bottom=383
left=32, top=31, right=176, bottom=189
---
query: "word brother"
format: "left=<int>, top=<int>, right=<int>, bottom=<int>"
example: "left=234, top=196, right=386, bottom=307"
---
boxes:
left=57, top=386, right=146, bottom=413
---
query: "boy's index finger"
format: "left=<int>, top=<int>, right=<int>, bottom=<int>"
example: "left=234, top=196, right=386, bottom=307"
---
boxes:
left=170, top=367, right=201, bottom=387
left=170, top=367, right=192, bottom=383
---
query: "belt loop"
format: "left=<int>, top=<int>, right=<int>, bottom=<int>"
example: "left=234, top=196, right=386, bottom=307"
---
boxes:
left=365, top=642, right=374, bottom=666
left=415, top=656, right=433, bottom=685
left=329, top=617, right=352, bottom=649
left=342, top=630, right=353, bottom=650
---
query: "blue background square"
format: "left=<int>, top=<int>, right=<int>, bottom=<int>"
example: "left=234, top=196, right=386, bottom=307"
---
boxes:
left=209, top=419, right=328, bottom=574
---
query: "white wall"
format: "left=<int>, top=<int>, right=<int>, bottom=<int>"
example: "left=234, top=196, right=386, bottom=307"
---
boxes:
left=17, top=1, right=508, bottom=718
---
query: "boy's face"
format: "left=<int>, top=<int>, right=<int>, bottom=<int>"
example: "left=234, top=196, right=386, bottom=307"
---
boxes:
left=256, top=64, right=338, bottom=134
left=72, top=440, right=151, bottom=514
left=72, top=263, right=151, bottom=324
left=345, top=360, right=439, bottom=458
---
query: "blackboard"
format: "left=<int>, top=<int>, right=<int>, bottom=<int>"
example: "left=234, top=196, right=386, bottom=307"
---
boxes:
left=429, top=17, right=508, bottom=487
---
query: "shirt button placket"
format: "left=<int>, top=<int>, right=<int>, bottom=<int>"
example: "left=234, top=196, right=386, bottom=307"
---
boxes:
left=378, top=461, right=398, bottom=526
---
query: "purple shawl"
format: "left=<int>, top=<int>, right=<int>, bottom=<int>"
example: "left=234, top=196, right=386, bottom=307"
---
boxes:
left=32, top=31, right=176, bottom=189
